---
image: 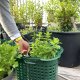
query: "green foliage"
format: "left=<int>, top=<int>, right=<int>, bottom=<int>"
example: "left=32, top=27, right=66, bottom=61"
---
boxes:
left=47, top=26, right=61, bottom=32
left=33, top=4, right=43, bottom=27
left=0, top=41, right=21, bottom=79
left=10, top=0, right=43, bottom=27
left=20, top=27, right=34, bottom=35
left=18, top=4, right=28, bottom=25
left=44, top=0, right=60, bottom=23
left=9, top=0, right=28, bottom=25
left=45, top=0, right=80, bottom=32
left=30, top=32, right=61, bottom=59
left=56, top=0, right=80, bottom=31
left=26, top=0, right=43, bottom=27
left=26, top=0, right=36, bottom=20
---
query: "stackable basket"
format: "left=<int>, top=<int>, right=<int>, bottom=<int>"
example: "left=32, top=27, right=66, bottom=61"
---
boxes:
left=16, top=48, right=63, bottom=80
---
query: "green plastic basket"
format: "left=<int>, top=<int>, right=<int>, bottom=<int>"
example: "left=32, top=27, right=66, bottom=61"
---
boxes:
left=16, top=58, right=28, bottom=80
left=16, top=48, right=63, bottom=80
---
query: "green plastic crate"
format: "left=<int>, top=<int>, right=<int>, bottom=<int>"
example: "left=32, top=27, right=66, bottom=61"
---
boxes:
left=16, top=48, right=63, bottom=80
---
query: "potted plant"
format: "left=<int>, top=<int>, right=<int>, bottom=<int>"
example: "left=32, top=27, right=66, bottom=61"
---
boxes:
left=33, top=4, right=43, bottom=31
left=44, top=0, right=59, bottom=24
left=26, top=0, right=36, bottom=24
left=44, top=0, right=61, bottom=33
left=0, top=41, right=21, bottom=80
left=9, top=0, right=27, bottom=30
left=26, top=0, right=43, bottom=31
left=22, top=0, right=43, bottom=42
left=20, top=27, right=35, bottom=42
left=46, top=0, right=80, bottom=67
left=16, top=32, right=63, bottom=80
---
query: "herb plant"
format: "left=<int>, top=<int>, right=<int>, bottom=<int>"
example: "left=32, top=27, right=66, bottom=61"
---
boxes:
left=0, top=41, right=21, bottom=79
left=30, top=32, right=61, bottom=59
left=20, top=27, right=34, bottom=35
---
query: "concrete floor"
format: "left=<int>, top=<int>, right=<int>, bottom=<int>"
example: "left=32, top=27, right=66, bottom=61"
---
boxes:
left=58, top=65, right=80, bottom=80
left=3, top=65, right=80, bottom=80
left=4, top=72, right=67, bottom=80
left=58, top=75, right=67, bottom=80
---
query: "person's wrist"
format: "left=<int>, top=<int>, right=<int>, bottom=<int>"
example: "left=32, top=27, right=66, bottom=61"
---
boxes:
left=14, top=36, right=23, bottom=43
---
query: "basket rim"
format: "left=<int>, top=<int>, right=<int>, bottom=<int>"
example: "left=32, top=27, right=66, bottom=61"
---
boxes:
left=40, top=47, right=63, bottom=61
left=24, top=47, right=63, bottom=62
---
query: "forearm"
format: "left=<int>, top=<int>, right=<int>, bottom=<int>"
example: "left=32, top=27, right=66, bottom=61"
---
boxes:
left=0, top=0, right=21, bottom=40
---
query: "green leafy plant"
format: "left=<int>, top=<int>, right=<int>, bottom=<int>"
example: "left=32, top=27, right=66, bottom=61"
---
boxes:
left=10, top=0, right=43, bottom=29
left=20, top=27, right=34, bottom=35
left=30, top=32, right=61, bottom=59
left=0, top=41, right=22, bottom=79
left=10, top=0, right=28, bottom=25
left=56, top=0, right=80, bottom=32
left=44, top=0, right=59, bottom=23
left=57, top=0, right=78, bottom=31
left=33, top=4, right=43, bottom=28
left=27, top=0, right=43, bottom=29
left=47, top=26, right=61, bottom=32
left=26, top=0, right=36, bottom=20
left=45, top=0, right=80, bottom=32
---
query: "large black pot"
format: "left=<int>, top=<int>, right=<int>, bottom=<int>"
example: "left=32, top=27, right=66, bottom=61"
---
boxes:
left=23, top=32, right=38, bottom=42
left=23, top=32, right=33, bottom=42
left=16, top=23, right=25, bottom=31
left=76, top=23, right=80, bottom=31
left=50, top=31, right=80, bottom=67
left=0, top=24, right=9, bottom=40
left=23, top=27, right=47, bottom=42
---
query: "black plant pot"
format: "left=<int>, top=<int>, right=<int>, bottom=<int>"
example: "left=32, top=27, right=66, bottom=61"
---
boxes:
left=42, top=26, right=47, bottom=33
left=16, top=23, right=25, bottom=31
left=76, top=23, right=80, bottom=31
left=0, top=33, right=10, bottom=40
left=23, top=30, right=47, bottom=42
left=50, top=31, right=80, bottom=67
left=0, top=24, right=10, bottom=40
left=23, top=32, right=38, bottom=42
left=32, top=26, right=42, bottom=31
left=0, top=33, right=3, bottom=39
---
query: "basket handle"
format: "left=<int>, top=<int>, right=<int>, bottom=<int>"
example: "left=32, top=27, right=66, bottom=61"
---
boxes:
left=24, top=60, right=36, bottom=65
left=23, top=54, right=40, bottom=65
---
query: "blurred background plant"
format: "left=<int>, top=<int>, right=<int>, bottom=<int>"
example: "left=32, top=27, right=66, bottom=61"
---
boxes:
left=55, top=0, right=80, bottom=32
left=20, top=27, right=33, bottom=35
left=9, top=0, right=28, bottom=25
left=9, top=0, right=80, bottom=32
left=44, top=0, right=59, bottom=23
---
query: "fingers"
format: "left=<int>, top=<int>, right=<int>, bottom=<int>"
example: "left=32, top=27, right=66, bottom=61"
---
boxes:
left=16, top=39, right=30, bottom=54
left=21, top=50, right=28, bottom=54
left=21, top=43, right=30, bottom=54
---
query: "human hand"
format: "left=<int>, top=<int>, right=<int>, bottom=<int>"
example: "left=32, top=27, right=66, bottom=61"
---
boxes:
left=16, top=39, right=30, bottom=54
